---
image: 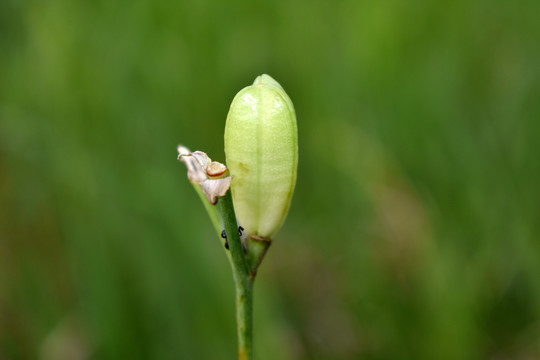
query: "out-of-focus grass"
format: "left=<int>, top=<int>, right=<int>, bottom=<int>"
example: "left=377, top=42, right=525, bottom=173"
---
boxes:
left=1, top=0, right=539, bottom=359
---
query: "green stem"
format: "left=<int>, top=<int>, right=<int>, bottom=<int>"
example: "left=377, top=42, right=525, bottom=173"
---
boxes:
left=217, top=191, right=249, bottom=276
left=235, top=276, right=254, bottom=360
left=217, top=191, right=254, bottom=360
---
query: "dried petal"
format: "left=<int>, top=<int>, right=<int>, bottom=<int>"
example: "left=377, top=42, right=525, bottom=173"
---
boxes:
left=201, top=176, right=233, bottom=205
left=206, top=161, right=229, bottom=178
left=191, top=151, right=212, bottom=169
left=177, top=146, right=207, bottom=183
left=177, top=145, right=232, bottom=204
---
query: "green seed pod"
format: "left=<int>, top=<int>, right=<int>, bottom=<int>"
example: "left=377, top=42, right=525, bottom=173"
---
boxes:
left=224, top=74, right=298, bottom=239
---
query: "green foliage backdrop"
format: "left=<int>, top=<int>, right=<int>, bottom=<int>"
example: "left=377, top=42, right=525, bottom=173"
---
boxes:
left=1, top=0, right=539, bottom=359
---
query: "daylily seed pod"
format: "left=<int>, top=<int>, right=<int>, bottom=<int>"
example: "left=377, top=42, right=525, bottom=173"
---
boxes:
left=224, top=74, right=298, bottom=239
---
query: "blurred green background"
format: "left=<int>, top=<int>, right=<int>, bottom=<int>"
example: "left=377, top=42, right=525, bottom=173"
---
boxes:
left=1, top=0, right=539, bottom=359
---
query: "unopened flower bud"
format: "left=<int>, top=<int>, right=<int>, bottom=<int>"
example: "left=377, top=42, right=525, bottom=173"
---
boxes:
left=224, top=74, right=298, bottom=239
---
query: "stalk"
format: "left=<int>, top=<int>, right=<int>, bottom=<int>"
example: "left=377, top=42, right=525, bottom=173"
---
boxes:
left=217, top=191, right=254, bottom=360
